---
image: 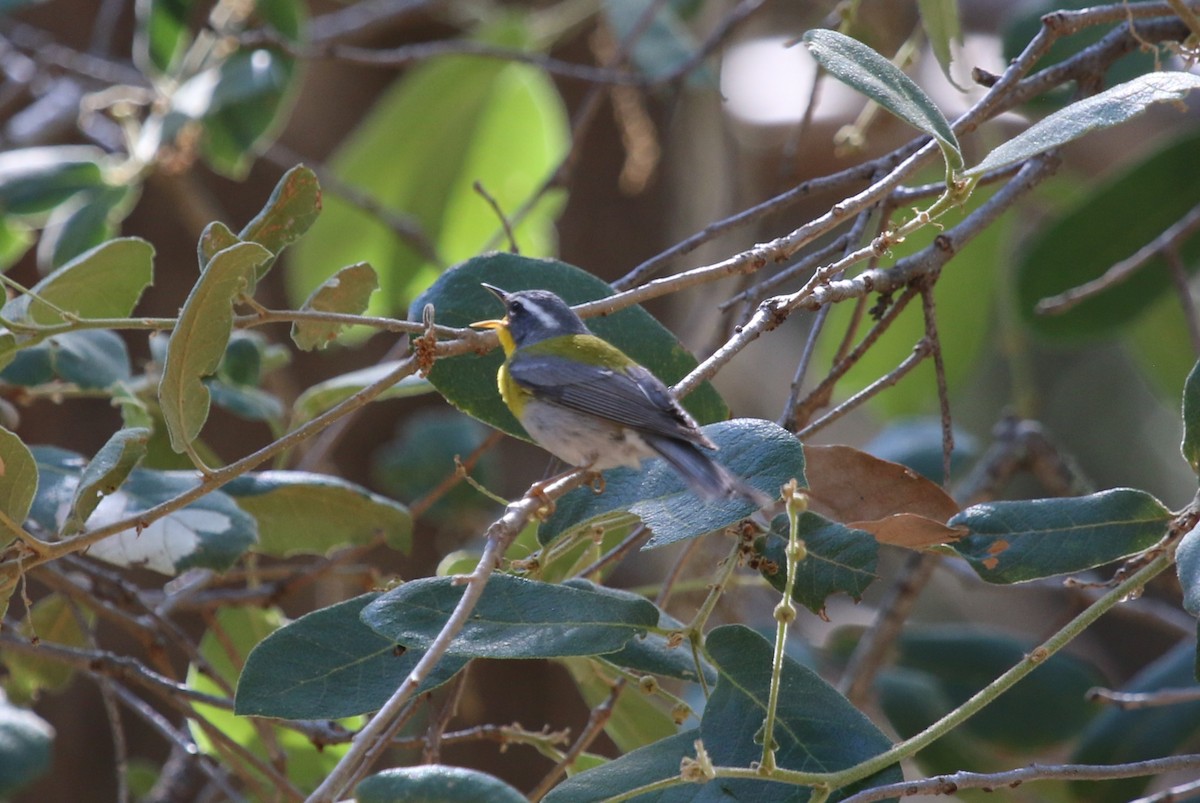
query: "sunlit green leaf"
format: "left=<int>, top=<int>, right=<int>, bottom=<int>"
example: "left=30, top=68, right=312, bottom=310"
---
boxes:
left=0, top=427, right=37, bottom=525
left=1183, top=360, right=1200, bottom=475
left=291, top=262, right=378, bottom=350
left=2, top=237, right=154, bottom=326
left=5, top=594, right=94, bottom=704
left=918, top=0, right=962, bottom=88
left=802, top=29, right=961, bottom=171
left=238, top=164, right=321, bottom=276
left=134, top=0, right=195, bottom=75
left=158, top=241, right=270, bottom=454
left=287, top=23, right=569, bottom=318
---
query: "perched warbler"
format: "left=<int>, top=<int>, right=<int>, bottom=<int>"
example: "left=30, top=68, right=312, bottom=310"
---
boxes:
left=471, top=283, right=768, bottom=506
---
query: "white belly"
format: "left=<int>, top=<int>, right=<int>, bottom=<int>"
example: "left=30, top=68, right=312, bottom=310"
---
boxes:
left=521, top=400, right=656, bottom=470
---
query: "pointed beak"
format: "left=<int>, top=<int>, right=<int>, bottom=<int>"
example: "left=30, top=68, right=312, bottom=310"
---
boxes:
left=472, top=283, right=509, bottom=330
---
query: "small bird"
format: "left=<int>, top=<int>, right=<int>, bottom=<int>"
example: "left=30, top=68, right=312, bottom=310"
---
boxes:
left=472, top=283, right=768, bottom=506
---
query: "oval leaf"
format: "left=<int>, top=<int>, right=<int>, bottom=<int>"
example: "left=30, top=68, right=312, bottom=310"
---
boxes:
left=63, top=427, right=149, bottom=534
left=538, top=419, right=803, bottom=549
left=1183, top=359, right=1200, bottom=474
left=416, top=252, right=728, bottom=441
left=158, top=241, right=271, bottom=454
left=1, top=237, right=154, bottom=326
left=949, top=488, right=1171, bottom=583
left=700, top=625, right=902, bottom=799
left=224, top=470, right=411, bottom=555
left=802, top=29, right=961, bottom=170
left=0, top=427, right=37, bottom=525
left=542, top=729, right=698, bottom=802
left=291, top=262, right=378, bottom=350
left=361, top=574, right=659, bottom=659
left=755, top=512, right=879, bottom=615
left=356, top=765, right=526, bottom=803
left=238, top=164, right=321, bottom=264
left=235, top=593, right=467, bottom=720
left=965, top=72, right=1200, bottom=177
left=1177, top=520, right=1200, bottom=617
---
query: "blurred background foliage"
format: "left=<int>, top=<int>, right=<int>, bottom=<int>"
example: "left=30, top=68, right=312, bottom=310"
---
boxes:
left=0, top=0, right=1198, bottom=800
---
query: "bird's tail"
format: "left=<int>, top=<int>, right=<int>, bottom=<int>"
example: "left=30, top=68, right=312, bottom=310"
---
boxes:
left=645, top=435, right=773, bottom=508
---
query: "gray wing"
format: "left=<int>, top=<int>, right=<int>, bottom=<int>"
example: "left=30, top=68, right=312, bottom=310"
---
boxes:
left=508, top=354, right=712, bottom=447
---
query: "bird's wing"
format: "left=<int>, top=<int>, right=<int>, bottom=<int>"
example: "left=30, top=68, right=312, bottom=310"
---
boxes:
left=508, top=354, right=712, bottom=447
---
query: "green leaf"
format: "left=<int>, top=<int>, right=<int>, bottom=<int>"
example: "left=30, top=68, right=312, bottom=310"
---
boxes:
left=0, top=146, right=105, bottom=216
left=216, top=331, right=264, bottom=386
left=1176, top=522, right=1200, bottom=616
left=542, top=729, right=698, bottom=802
left=291, top=262, right=378, bottom=350
left=238, top=164, right=321, bottom=273
left=26, top=447, right=81, bottom=535
left=5, top=594, right=94, bottom=703
left=1071, top=640, right=1200, bottom=802
left=1019, top=132, right=1200, bottom=340
left=950, top=488, right=1171, bottom=583
left=355, top=766, right=526, bottom=803
left=361, top=574, right=659, bottom=659
left=918, top=0, right=963, bottom=88
left=1, top=237, right=154, bottom=325
left=965, top=72, right=1200, bottom=177
left=64, top=427, right=149, bottom=534
left=413, top=253, right=728, bottom=441
left=818, top=181, right=1005, bottom=417
left=0, top=696, right=53, bottom=797
left=0, top=427, right=37, bottom=525
left=198, top=220, right=240, bottom=269
left=0, top=218, right=33, bottom=272
left=290, top=362, right=433, bottom=427
left=192, top=606, right=355, bottom=791
left=134, top=0, right=195, bottom=75
left=235, top=593, right=467, bottom=720
left=754, top=512, right=879, bottom=615
left=1124, top=290, right=1196, bottom=403
left=883, top=626, right=1101, bottom=751
left=700, top=625, right=902, bottom=800
left=287, top=26, right=569, bottom=317
left=224, top=470, right=411, bottom=555
left=158, top=241, right=271, bottom=454
left=1184, top=359, right=1200, bottom=475
left=802, top=29, right=961, bottom=171
left=37, top=184, right=137, bottom=271
left=1, top=330, right=132, bottom=389
left=539, top=419, right=801, bottom=548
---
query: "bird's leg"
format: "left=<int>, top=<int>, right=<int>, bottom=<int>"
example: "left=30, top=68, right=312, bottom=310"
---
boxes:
left=587, top=471, right=605, bottom=495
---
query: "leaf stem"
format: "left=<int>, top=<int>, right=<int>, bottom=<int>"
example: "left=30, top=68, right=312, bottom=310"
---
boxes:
left=758, top=483, right=806, bottom=772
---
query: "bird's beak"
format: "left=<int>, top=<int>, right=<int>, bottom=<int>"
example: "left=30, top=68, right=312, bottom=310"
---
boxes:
left=472, top=283, right=509, bottom=330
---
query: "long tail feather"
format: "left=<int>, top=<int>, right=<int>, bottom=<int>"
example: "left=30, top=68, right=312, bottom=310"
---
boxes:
left=644, top=435, right=772, bottom=507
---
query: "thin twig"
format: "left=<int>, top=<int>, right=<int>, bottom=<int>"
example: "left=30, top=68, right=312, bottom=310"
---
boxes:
left=528, top=679, right=626, bottom=802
